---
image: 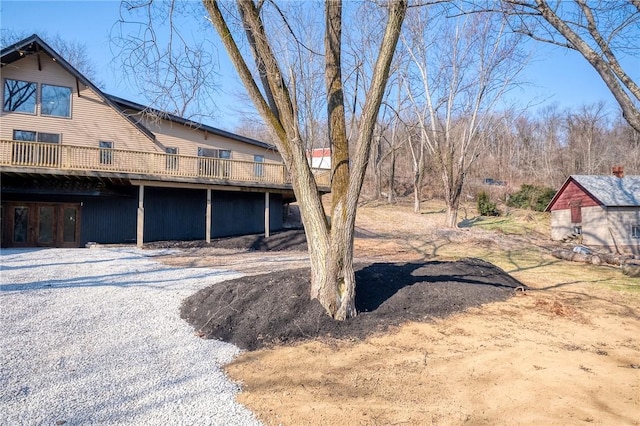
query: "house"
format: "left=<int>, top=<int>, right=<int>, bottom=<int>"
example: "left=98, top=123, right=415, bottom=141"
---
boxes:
left=545, top=168, right=640, bottom=254
left=308, top=147, right=331, bottom=170
left=1, top=34, right=329, bottom=248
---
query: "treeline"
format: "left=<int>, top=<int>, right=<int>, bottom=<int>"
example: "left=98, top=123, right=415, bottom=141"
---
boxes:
left=361, top=102, right=639, bottom=206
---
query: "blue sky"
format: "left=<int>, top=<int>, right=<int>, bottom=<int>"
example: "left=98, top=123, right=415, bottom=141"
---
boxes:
left=2, top=0, right=638, bottom=131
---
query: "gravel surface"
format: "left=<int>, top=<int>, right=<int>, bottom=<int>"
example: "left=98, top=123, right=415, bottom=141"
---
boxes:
left=0, top=248, right=261, bottom=425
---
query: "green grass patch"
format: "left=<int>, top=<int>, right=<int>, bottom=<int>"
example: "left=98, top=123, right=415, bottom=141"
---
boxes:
left=457, top=205, right=550, bottom=235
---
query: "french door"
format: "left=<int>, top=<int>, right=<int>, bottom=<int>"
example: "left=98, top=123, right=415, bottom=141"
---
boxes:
left=2, top=202, right=81, bottom=248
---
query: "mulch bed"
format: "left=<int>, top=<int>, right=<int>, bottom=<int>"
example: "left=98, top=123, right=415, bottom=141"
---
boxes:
left=180, top=256, right=525, bottom=351
left=146, top=229, right=308, bottom=251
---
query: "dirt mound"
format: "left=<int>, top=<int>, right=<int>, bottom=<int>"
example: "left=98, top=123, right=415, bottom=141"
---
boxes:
left=180, top=258, right=524, bottom=350
left=146, top=229, right=308, bottom=251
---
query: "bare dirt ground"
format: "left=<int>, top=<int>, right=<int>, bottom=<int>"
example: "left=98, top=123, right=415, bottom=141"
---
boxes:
left=156, top=200, right=640, bottom=425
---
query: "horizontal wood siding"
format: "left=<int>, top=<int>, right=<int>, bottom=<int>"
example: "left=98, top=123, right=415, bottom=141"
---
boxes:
left=144, top=187, right=206, bottom=242
left=1, top=54, right=156, bottom=152
left=549, top=180, right=601, bottom=211
left=134, top=113, right=281, bottom=163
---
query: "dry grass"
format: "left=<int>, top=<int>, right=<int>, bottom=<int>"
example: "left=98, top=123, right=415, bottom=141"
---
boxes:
left=354, top=199, right=638, bottom=293
left=161, top=197, right=639, bottom=425
left=222, top=200, right=640, bottom=426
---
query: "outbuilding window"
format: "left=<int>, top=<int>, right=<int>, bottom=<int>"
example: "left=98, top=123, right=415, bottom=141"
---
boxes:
left=570, top=201, right=582, bottom=223
left=632, top=225, right=640, bottom=239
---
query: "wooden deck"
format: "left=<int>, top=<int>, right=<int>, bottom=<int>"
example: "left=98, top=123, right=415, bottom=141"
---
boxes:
left=0, top=140, right=331, bottom=190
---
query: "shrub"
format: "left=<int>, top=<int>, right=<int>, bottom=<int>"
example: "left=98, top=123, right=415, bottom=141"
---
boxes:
left=477, top=191, right=500, bottom=216
left=507, top=184, right=556, bottom=212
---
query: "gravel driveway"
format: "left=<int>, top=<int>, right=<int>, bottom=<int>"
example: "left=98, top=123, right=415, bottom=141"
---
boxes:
left=0, top=247, right=261, bottom=425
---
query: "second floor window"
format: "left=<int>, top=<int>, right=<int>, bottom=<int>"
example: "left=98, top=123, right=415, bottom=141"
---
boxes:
left=13, top=130, right=60, bottom=143
left=12, top=130, right=60, bottom=166
left=165, top=147, right=178, bottom=170
left=41, top=84, right=71, bottom=118
left=3, top=79, right=72, bottom=117
left=198, top=147, right=231, bottom=177
left=99, top=141, right=113, bottom=165
left=4, top=79, right=37, bottom=114
left=13, top=130, right=37, bottom=141
left=254, top=155, right=264, bottom=177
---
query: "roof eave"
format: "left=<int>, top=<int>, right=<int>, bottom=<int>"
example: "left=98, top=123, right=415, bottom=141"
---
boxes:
left=544, top=176, right=570, bottom=212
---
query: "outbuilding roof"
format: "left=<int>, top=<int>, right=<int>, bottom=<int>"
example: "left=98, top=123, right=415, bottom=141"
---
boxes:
left=571, top=175, right=640, bottom=207
left=547, top=175, right=640, bottom=211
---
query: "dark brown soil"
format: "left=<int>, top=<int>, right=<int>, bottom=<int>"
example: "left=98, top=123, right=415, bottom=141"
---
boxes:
left=180, top=257, right=525, bottom=351
left=146, top=229, right=308, bottom=251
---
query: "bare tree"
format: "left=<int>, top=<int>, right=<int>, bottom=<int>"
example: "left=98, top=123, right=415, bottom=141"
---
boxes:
left=1, top=30, right=102, bottom=85
left=474, top=100, right=640, bottom=191
left=479, top=0, right=640, bottom=133
left=566, top=102, right=612, bottom=173
left=403, top=5, right=527, bottom=227
left=204, top=0, right=407, bottom=319
left=369, top=69, right=411, bottom=202
left=610, top=116, right=640, bottom=172
left=112, top=1, right=220, bottom=121
left=408, top=126, right=429, bottom=212
left=380, top=109, right=411, bottom=204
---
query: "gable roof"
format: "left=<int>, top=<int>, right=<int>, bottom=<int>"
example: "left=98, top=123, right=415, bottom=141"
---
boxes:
left=2, top=34, right=275, bottom=152
left=1, top=34, right=157, bottom=142
left=546, top=175, right=640, bottom=211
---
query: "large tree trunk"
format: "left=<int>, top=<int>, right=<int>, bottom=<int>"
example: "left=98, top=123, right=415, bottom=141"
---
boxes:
left=443, top=171, right=463, bottom=228
left=444, top=204, right=458, bottom=228
left=310, top=0, right=357, bottom=320
left=413, top=170, right=421, bottom=213
left=205, top=0, right=407, bottom=320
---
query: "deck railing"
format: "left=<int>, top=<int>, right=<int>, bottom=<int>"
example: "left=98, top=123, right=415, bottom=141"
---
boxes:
left=0, top=140, right=331, bottom=188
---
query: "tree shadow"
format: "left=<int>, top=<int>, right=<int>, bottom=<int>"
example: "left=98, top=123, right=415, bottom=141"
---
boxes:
left=458, top=217, right=483, bottom=228
left=248, top=230, right=307, bottom=251
left=355, top=259, right=524, bottom=313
